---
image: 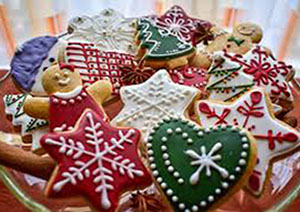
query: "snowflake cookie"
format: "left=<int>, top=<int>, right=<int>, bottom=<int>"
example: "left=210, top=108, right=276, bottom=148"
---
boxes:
left=195, top=88, right=300, bottom=196
left=136, top=19, right=195, bottom=69
left=66, top=8, right=137, bottom=54
left=147, top=117, right=256, bottom=211
left=111, top=69, right=199, bottom=141
left=40, top=109, right=152, bottom=211
left=155, top=5, right=212, bottom=45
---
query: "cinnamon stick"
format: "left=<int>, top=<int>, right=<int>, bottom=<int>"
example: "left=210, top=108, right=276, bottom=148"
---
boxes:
left=0, top=142, right=55, bottom=180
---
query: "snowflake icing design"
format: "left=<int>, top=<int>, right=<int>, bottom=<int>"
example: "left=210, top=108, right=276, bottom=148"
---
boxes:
left=41, top=110, right=149, bottom=210
left=185, top=143, right=229, bottom=185
left=112, top=70, right=198, bottom=140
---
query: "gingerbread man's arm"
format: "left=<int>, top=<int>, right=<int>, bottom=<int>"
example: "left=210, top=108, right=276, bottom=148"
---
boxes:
left=24, top=97, right=50, bottom=119
left=86, top=80, right=112, bottom=107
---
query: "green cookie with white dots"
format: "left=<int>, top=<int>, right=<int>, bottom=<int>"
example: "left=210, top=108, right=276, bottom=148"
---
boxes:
left=147, top=117, right=257, bottom=212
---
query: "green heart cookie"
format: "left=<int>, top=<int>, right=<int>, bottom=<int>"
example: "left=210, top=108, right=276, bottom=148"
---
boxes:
left=147, top=117, right=256, bottom=211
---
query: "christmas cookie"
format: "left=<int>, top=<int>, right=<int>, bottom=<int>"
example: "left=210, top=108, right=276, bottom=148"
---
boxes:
left=66, top=8, right=137, bottom=55
left=120, top=62, right=155, bottom=85
left=136, top=19, right=196, bottom=69
left=233, top=22, right=263, bottom=44
left=10, top=36, right=65, bottom=96
left=24, top=63, right=112, bottom=132
left=155, top=5, right=212, bottom=45
left=64, top=41, right=135, bottom=95
left=112, top=69, right=199, bottom=141
left=147, top=117, right=257, bottom=211
left=3, top=93, right=48, bottom=150
left=224, top=45, right=294, bottom=104
left=40, top=109, right=152, bottom=211
left=195, top=88, right=300, bottom=196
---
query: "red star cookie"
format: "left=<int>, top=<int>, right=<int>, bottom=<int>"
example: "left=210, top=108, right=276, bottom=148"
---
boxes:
left=65, top=42, right=135, bottom=95
left=156, top=5, right=212, bottom=44
left=40, top=109, right=152, bottom=211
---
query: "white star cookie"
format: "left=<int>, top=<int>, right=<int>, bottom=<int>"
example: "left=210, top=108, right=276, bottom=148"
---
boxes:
left=195, top=87, right=300, bottom=196
left=112, top=69, right=199, bottom=141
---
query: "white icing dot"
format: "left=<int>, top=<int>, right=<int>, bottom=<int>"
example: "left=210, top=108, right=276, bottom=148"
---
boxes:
left=168, top=166, right=174, bottom=172
left=229, top=175, right=235, bottom=180
left=188, top=122, right=194, bottom=127
left=215, top=188, right=221, bottom=194
left=163, top=153, right=169, bottom=159
left=197, top=131, right=204, bottom=137
left=242, top=144, right=249, bottom=149
left=161, top=137, right=168, bottom=142
left=187, top=138, right=193, bottom=144
left=181, top=119, right=188, bottom=124
left=192, top=205, right=199, bottom=211
left=235, top=167, right=241, bottom=172
left=166, top=189, right=173, bottom=196
left=179, top=203, right=185, bottom=209
left=208, top=195, right=214, bottom=202
left=161, top=145, right=167, bottom=151
left=241, top=137, right=248, bottom=142
left=200, top=201, right=207, bottom=207
left=157, top=177, right=163, bottom=183
left=76, top=96, right=82, bottom=101
left=182, top=132, right=188, bottom=138
left=149, top=157, right=154, bottom=162
left=178, top=178, right=184, bottom=184
left=81, top=92, right=87, bottom=97
left=241, top=152, right=247, bottom=157
left=212, top=125, right=218, bottom=130
left=231, top=126, right=237, bottom=131
left=153, top=170, right=159, bottom=176
left=61, top=100, right=67, bottom=105
left=167, top=128, right=173, bottom=134
left=147, top=136, right=153, bottom=142
left=150, top=163, right=156, bottom=169
left=172, top=196, right=178, bottom=202
left=148, top=150, right=154, bottom=155
left=221, top=124, right=227, bottom=130
left=146, top=143, right=152, bottom=148
left=193, top=126, right=200, bottom=131
left=239, top=130, right=246, bottom=135
left=239, top=159, right=246, bottom=166
left=164, top=160, right=171, bottom=166
left=69, top=99, right=75, bottom=104
left=161, top=182, right=167, bottom=189
left=204, top=128, right=210, bottom=133
left=53, top=98, right=59, bottom=104
left=175, top=127, right=182, bottom=133
left=173, top=172, right=180, bottom=178
left=222, top=182, right=229, bottom=188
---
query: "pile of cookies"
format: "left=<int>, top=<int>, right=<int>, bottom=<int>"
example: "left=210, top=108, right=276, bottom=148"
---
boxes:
left=1, top=5, right=300, bottom=212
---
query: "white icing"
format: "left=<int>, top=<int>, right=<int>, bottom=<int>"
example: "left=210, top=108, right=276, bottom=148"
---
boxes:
left=185, top=143, right=229, bottom=185
left=54, top=86, right=82, bottom=99
left=172, top=196, right=178, bottom=202
left=111, top=70, right=199, bottom=142
left=197, top=87, right=300, bottom=195
left=46, top=112, right=144, bottom=210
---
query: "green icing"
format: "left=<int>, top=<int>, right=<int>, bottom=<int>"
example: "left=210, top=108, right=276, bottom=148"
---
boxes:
left=148, top=118, right=252, bottom=211
left=136, top=19, right=195, bottom=60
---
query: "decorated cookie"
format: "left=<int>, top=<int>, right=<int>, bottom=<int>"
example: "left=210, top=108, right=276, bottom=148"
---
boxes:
left=206, top=52, right=254, bottom=102
left=112, top=69, right=199, bottom=141
left=10, top=36, right=65, bottom=96
left=3, top=93, right=48, bottom=150
left=147, top=117, right=256, bottom=211
left=224, top=45, right=294, bottom=104
left=233, top=22, right=263, bottom=44
left=170, top=66, right=208, bottom=92
left=195, top=88, right=300, bottom=196
left=24, top=64, right=112, bottom=133
left=155, top=5, right=212, bottom=45
left=66, top=8, right=137, bottom=54
left=64, top=41, right=135, bottom=95
left=40, top=109, right=152, bottom=211
left=136, top=19, right=195, bottom=69
left=120, top=62, right=155, bottom=85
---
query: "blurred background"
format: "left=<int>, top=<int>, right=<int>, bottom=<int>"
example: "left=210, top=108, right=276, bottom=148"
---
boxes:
left=0, top=0, right=300, bottom=72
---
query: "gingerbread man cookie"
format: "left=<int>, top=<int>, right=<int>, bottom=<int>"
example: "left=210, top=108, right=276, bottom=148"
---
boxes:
left=195, top=88, right=300, bottom=196
left=136, top=19, right=196, bottom=69
left=24, top=64, right=112, bottom=132
left=40, top=109, right=152, bottom=211
left=112, top=69, right=199, bottom=141
left=147, top=116, right=256, bottom=211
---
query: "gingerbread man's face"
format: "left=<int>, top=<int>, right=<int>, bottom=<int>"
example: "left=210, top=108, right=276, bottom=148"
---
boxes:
left=233, top=22, right=263, bottom=44
left=42, top=64, right=82, bottom=95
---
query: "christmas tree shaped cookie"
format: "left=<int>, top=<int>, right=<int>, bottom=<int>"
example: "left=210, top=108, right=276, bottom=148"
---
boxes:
left=40, top=109, right=152, bottom=211
left=206, top=52, right=254, bottom=102
left=136, top=19, right=195, bottom=69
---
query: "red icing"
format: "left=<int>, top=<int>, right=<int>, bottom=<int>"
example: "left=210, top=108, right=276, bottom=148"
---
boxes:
left=59, top=63, right=75, bottom=72
left=199, top=102, right=211, bottom=114
left=49, top=86, right=107, bottom=132
left=40, top=110, right=152, bottom=211
left=65, top=42, right=135, bottom=95
left=199, top=102, right=231, bottom=125
left=248, top=171, right=261, bottom=191
left=250, top=91, right=262, bottom=105
left=156, top=5, right=211, bottom=44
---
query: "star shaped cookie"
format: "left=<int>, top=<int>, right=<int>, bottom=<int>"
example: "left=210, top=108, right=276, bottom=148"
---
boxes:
left=195, top=88, right=300, bottom=196
left=112, top=69, right=199, bottom=141
left=40, top=109, right=152, bottom=211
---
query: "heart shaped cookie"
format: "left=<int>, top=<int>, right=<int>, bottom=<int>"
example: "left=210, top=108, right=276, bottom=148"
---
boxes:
left=147, top=117, right=257, bottom=211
